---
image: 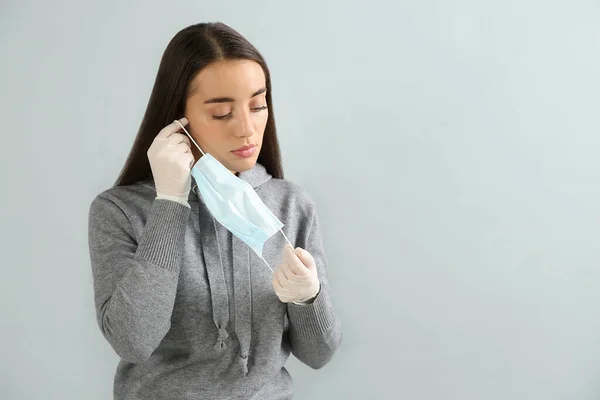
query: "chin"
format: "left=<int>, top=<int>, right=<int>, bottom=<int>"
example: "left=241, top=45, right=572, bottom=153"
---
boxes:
left=228, top=156, right=259, bottom=173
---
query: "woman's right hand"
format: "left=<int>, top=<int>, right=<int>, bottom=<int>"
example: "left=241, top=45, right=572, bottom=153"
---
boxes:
left=147, top=118, right=195, bottom=199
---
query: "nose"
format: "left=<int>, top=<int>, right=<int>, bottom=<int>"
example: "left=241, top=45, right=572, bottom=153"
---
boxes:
left=234, top=110, right=255, bottom=138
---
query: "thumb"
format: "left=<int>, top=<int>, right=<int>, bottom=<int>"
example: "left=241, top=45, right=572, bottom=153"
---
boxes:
left=295, top=247, right=315, bottom=270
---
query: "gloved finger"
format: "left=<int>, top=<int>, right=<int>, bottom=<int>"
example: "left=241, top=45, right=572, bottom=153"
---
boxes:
left=275, top=286, right=297, bottom=301
left=181, top=134, right=192, bottom=149
left=281, top=260, right=313, bottom=284
left=281, top=278, right=310, bottom=292
left=283, top=245, right=310, bottom=277
left=279, top=259, right=298, bottom=280
left=172, top=142, right=192, bottom=154
left=295, top=247, right=316, bottom=271
left=176, top=152, right=195, bottom=170
left=275, top=267, right=291, bottom=289
left=167, top=132, right=192, bottom=146
left=149, top=135, right=168, bottom=151
left=287, top=272, right=313, bottom=284
left=276, top=267, right=309, bottom=293
left=272, top=269, right=284, bottom=292
left=157, top=118, right=188, bottom=139
left=275, top=261, right=292, bottom=281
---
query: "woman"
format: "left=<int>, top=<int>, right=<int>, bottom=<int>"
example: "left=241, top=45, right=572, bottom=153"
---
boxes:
left=88, top=22, right=342, bottom=399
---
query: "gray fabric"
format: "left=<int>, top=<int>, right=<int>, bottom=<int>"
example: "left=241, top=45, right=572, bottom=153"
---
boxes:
left=88, top=163, right=342, bottom=399
left=199, top=210, right=230, bottom=351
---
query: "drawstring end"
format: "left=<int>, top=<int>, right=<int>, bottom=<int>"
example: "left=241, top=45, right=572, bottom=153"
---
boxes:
left=240, top=354, right=249, bottom=375
left=214, top=328, right=229, bottom=351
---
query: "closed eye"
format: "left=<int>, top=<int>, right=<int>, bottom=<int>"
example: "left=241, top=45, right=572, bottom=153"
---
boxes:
left=212, top=113, right=232, bottom=120
left=213, top=106, right=267, bottom=120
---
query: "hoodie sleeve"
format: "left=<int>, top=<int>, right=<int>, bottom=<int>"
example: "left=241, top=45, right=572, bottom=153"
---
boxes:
left=286, top=205, right=343, bottom=369
left=88, top=194, right=190, bottom=364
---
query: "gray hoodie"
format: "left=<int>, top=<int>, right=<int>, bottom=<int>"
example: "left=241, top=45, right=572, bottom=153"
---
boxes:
left=88, top=162, right=342, bottom=399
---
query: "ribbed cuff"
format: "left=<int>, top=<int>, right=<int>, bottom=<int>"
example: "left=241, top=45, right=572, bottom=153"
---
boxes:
left=155, top=194, right=190, bottom=208
left=287, top=288, right=335, bottom=338
left=136, top=199, right=190, bottom=271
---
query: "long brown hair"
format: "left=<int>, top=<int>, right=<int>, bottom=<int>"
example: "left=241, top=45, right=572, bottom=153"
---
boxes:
left=115, top=22, right=283, bottom=186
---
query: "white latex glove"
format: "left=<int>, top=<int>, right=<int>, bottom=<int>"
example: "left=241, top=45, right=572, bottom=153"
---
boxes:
left=272, top=245, right=320, bottom=304
left=147, top=118, right=195, bottom=206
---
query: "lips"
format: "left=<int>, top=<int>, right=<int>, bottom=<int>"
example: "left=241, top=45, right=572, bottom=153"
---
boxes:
left=233, top=144, right=255, bottom=152
left=231, top=144, right=257, bottom=158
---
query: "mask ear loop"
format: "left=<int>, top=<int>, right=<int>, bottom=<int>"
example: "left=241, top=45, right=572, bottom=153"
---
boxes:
left=175, top=119, right=205, bottom=156
left=280, top=230, right=293, bottom=247
left=259, top=257, right=274, bottom=273
left=260, top=231, right=296, bottom=273
left=175, top=119, right=204, bottom=194
left=261, top=231, right=294, bottom=270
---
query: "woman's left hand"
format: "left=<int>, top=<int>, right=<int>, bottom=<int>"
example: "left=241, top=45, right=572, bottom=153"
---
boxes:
left=272, top=245, right=320, bottom=304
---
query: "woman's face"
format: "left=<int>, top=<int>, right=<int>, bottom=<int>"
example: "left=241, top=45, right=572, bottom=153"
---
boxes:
left=184, top=59, right=268, bottom=173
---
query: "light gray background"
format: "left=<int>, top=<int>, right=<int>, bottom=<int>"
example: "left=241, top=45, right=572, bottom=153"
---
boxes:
left=2, top=0, right=600, bottom=399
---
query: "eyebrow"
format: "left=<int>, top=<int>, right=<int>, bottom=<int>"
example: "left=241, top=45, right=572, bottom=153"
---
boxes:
left=203, top=87, right=267, bottom=104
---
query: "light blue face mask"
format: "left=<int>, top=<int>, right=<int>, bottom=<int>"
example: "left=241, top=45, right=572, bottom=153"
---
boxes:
left=175, top=120, right=292, bottom=271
